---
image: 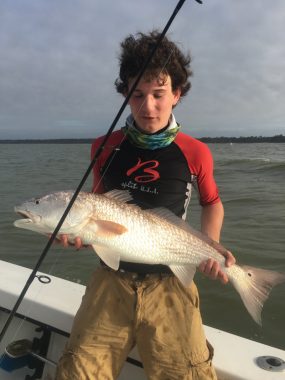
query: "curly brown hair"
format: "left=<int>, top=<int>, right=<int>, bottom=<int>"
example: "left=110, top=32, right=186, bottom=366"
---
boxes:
left=115, top=31, right=192, bottom=98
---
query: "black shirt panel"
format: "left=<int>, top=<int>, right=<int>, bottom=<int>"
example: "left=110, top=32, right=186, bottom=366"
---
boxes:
left=102, top=139, right=192, bottom=217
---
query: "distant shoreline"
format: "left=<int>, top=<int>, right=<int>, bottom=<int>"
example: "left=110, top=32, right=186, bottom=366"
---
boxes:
left=0, top=135, right=284, bottom=144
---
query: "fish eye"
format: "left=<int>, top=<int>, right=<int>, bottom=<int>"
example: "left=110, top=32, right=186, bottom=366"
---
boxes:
left=35, top=199, right=40, bottom=205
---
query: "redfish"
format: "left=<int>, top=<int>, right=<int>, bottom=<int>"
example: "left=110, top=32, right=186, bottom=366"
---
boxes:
left=14, top=190, right=285, bottom=325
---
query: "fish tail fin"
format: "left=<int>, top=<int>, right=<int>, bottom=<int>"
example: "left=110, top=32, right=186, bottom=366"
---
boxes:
left=233, top=265, right=285, bottom=326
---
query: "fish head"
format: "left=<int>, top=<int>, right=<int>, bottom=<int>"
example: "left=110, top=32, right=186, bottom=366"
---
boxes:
left=14, top=191, right=91, bottom=235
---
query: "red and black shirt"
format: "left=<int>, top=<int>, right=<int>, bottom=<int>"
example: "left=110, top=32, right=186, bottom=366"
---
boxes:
left=91, top=129, right=220, bottom=219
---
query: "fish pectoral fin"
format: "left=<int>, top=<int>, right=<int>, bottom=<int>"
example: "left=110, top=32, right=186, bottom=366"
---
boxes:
left=91, top=244, right=120, bottom=271
left=90, top=219, right=128, bottom=237
left=169, top=264, right=196, bottom=288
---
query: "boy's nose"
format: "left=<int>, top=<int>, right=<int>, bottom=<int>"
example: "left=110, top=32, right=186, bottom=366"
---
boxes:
left=141, top=95, right=155, bottom=113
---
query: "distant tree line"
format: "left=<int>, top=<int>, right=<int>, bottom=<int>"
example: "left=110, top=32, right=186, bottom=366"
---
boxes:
left=199, top=134, right=285, bottom=143
left=0, top=134, right=284, bottom=144
left=0, top=139, right=93, bottom=144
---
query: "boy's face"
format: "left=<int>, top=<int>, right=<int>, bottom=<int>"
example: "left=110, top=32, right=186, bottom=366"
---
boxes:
left=127, top=74, right=181, bottom=134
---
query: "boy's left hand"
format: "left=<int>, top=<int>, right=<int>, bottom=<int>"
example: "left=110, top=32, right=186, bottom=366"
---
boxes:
left=198, top=251, right=236, bottom=284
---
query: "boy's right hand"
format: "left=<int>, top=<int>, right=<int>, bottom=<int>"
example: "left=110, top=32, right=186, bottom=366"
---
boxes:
left=49, top=234, right=88, bottom=250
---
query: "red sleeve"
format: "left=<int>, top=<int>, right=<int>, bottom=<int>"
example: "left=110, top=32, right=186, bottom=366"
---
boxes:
left=90, top=130, right=126, bottom=194
left=90, top=137, right=105, bottom=194
left=175, top=133, right=221, bottom=206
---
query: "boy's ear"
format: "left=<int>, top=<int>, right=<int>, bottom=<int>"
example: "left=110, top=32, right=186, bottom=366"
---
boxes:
left=173, top=88, right=182, bottom=106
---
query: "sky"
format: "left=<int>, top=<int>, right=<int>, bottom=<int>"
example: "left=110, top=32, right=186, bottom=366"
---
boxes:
left=0, top=0, right=285, bottom=139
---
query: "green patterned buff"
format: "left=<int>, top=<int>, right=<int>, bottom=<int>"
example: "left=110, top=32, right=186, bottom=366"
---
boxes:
left=122, top=114, right=180, bottom=150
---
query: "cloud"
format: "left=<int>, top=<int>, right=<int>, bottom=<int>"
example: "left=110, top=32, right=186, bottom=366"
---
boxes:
left=0, top=0, right=284, bottom=138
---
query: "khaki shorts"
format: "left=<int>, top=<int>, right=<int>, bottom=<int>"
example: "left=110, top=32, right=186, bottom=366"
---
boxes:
left=56, top=267, right=217, bottom=380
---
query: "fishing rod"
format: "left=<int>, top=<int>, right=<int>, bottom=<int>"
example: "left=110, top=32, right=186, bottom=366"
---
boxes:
left=0, top=0, right=203, bottom=343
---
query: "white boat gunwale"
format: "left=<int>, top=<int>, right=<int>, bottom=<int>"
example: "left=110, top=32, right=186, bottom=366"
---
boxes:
left=0, top=259, right=285, bottom=380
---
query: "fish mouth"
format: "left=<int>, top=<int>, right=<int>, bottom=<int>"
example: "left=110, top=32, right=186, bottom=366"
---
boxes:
left=17, top=211, right=30, bottom=219
left=14, top=207, right=40, bottom=225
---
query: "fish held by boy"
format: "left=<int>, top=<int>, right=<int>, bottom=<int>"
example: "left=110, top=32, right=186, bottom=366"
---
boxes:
left=14, top=190, right=285, bottom=325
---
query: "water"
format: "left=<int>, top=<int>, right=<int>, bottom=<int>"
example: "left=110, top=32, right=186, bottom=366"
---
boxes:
left=0, top=143, right=284, bottom=350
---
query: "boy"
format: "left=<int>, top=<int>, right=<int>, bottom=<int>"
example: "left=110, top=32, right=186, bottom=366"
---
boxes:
left=56, top=31, right=235, bottom=380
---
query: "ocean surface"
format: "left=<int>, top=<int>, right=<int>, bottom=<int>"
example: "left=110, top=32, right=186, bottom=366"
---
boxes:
left=0, top=142, right=284, bottom=350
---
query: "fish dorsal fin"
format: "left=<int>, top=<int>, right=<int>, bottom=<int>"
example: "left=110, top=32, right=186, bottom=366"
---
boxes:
left=183, top=225, right=227, bottom=255
left=147, top=207, right=177, bottom=221
left=90, top=219, right=128, bottom=237
left=91, top=244, right=120, bottom=270
left=104, top=190, right=133, bottom=203
left=169, top=264, right=196, bottom=288
left=148, top=207, right=227, bottom=255
left=147, top=207, right=193, bottom=233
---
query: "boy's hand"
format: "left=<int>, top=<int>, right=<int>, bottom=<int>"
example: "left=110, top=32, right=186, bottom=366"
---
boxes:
left=198, top=251, right=236, bottom=284
left=49, top=234, right=89, bottom=250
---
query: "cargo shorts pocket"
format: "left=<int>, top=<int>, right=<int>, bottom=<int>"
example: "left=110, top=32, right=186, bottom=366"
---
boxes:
left=189, top=341, right=217, bottom=380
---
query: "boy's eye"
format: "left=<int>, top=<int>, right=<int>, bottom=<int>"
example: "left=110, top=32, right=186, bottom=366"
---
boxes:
left=131, top=92, right=144, bottom=99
